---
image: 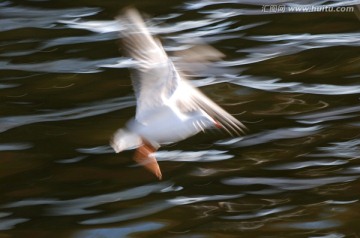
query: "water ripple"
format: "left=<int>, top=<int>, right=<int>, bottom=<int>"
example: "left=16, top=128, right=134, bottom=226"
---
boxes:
left=290, top=104, right=360, bottom=124
left=274, top=219, right=341, bottom=230
left=0, top=58, right=119, bottom=73
left=0, top=83, right=18, bottom=89
left=59, top=19, right=122, bottom=33
left=267, top=159, right=347, bottom=170
left=308, top=138, right=360, bottom=159
left=0, top=217, right=29, bottom=231
left=74, top=221, right=166, bottom=238
left=81, top=194, right=241, bottom=225
left=221, top=205, right=295, bottom=220
left=3, top=182, right=173, bottom=216
left=167, top=22, right=267, bottom=43
left=223, top=176, right=358, bottom=190
left=223, top=75, right=360, bottom=95
left=41, top=32, right=117, bottom=50
left=77, top=146, right=114, bottom=155
left=216, top=126, right=323, bottom=147
left=248, top=33, right=360, bottom=47
left=0, top=143, right=32, bottom=151
left=155, top=150, right=233, bottom=162
left=0, top=5, right=100, bottom=31
left=0, top=96, right=135, bottom=133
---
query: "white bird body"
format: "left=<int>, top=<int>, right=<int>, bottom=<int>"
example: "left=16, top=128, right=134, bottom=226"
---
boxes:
left=110, top=8, right=246, bottom=179
left=129, top=106, right=216, bottom=144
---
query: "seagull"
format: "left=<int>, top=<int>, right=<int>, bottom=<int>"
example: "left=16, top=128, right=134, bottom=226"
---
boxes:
left=110, top=8, right=246, bottom=180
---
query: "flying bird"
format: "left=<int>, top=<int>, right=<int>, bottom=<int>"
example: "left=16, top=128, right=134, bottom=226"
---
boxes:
left=111, top=8, right=246, bottom=179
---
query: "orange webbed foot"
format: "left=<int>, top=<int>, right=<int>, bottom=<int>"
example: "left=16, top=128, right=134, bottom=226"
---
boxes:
left=133, top=140, right=162, bottom=180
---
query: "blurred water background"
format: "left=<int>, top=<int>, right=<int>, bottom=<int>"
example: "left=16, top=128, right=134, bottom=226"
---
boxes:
left=1, top=0, right=360, bottom=237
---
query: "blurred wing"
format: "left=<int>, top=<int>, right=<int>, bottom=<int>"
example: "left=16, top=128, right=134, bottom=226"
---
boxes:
left=119, top=8, right=246, bottom=136
left=173, top=79, right=247, bottom=136
left=172, top=43, right=226, bottom=77
left=118, top=8, right=179, bottom=122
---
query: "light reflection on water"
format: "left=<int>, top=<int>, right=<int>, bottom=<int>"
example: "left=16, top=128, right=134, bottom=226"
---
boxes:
left=1, top=0, right=360, bottom=237
left=74, top=221, right=166, bottom=238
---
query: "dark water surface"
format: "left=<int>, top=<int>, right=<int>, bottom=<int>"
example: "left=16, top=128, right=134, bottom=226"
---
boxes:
left=1, top=0, right=360, bottom=237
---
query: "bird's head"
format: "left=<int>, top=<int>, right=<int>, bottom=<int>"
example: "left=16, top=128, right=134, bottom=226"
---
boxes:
left=110, top=129, right=142, bottom=153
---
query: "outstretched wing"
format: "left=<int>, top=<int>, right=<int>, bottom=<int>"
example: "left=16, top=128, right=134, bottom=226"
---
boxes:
left=172, top=79, right=247, bottom=136
left=117, top=8, right=179, bottom=123
left=118, top=8, right=246, bottom=135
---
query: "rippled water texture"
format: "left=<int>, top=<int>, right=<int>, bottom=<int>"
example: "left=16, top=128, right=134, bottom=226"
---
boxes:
left=1, top=0, right=360, bottom=237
